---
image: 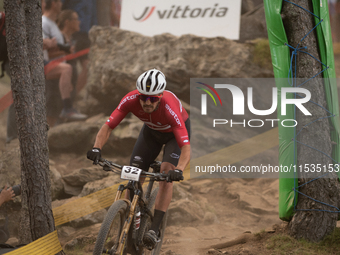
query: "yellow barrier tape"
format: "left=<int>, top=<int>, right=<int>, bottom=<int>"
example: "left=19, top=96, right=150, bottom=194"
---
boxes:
left=53, top=127, right=278, bottom=226
left=4, top=230, right=62, bottom=255
left=53, top=181, right=127, bottom=226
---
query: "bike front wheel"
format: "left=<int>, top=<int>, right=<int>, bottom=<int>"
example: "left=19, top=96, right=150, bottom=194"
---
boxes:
left=137, top=187, right=168, bottom=255
left=93, top=200, right=128, bottom=255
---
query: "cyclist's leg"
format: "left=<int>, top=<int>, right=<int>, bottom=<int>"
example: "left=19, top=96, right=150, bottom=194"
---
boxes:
left=145, top=120, right=191, bottom=248
left=154, top=118, right=191, bottom=212
left=144, top=141, right=178, bottom=248
left=154, top=140, right=179, bottom=212
left=152, top=119, right=191, bottom=227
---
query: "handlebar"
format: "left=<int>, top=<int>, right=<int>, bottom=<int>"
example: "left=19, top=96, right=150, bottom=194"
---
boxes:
left=97, top=158, right=184, bottom=182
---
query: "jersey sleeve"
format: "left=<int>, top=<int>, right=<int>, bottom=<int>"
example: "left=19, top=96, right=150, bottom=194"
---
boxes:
left=173, top=124, right=190, bottom=148
left=164, top=102, right=190, bottom=148
left=105, top=108, right=127, bottom=129
left=105, top=94, right=133, bottom=129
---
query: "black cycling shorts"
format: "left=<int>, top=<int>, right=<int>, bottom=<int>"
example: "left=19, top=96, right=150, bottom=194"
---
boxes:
left=130, top=119, right=191, bottom=171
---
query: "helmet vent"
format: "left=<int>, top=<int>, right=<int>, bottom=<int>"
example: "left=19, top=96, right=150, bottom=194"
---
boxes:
left=136, top=69, right=167, bottom=95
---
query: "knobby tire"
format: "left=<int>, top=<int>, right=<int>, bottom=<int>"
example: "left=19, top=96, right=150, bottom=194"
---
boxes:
left=93, top=200, right=128, bottom=255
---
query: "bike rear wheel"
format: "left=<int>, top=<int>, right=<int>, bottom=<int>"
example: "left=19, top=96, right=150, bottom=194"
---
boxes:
left=93, top=200, right=128, bottom=255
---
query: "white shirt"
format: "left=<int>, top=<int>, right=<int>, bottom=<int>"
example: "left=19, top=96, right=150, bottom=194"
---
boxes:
left=42, top=15, right=64, bottom=44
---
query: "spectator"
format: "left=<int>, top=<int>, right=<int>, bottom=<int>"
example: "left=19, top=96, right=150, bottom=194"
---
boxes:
left=42, top=0, right=87, bottom=125
left=0, top=185, right=14, bottom=207
left=61, top=0, right=97, bottom=33
left=57, top=10, right=80, bottom=48
left=57, top=10, right=90, bottom=94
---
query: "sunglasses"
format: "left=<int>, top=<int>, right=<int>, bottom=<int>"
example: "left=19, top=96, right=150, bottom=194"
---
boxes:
left=139, top=93, right=162, bottom=103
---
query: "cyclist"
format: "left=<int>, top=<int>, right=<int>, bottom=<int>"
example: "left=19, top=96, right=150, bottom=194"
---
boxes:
left=87, top=68, right=190, bottom=250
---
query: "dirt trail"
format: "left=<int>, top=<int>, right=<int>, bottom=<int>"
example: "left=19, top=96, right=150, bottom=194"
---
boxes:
left=158, top=177, right=281, bottom=255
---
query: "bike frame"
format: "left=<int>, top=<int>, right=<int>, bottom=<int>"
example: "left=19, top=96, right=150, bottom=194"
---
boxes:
left=111, top=165, right=159, bottom=254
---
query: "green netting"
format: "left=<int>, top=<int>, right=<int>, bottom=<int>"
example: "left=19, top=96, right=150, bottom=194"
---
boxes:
left=263, top=0, right=340, bottom=221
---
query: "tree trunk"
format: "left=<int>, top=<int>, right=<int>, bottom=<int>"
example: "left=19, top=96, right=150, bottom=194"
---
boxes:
left=282, top=0, right=340, bottom=242
left=4, top=0, right=55, bottom=244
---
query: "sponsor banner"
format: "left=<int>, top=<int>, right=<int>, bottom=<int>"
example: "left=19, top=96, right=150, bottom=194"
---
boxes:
left=121, top=0, right=241, bottom=39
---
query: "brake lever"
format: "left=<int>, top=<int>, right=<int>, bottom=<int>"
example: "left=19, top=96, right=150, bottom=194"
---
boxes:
left=103, top=165, right=113, bottom=172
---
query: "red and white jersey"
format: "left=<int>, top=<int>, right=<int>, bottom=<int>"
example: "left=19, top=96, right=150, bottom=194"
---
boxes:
left=106, top=90, right=190, bottom=148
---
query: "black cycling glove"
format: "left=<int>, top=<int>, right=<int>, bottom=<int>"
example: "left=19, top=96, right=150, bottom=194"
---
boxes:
left=87, top=148, right=101, bottom=165
left=166, top=169, right=183, bottom=182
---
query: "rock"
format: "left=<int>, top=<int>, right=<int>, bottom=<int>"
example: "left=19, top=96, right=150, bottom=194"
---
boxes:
left=63, top=181, right=84, bottom=197
left=199, top=187, right=212, bottom=194
left=203, top=212, right=219, bottom=225
left=52, top=197, right=79, bottom=209
left=6, top=237, right=19, bottom=247
left=50, top=165, right=64, bottom=200
left=63, top=234, right=96, bottom=250
left=63, top=167, right=109, bottom=186
left=172, top=184, right=192, bottom=201
left=58, top=226, right=76, bottom=240
left=225, top=182, right=277, bottom=215
left=0, top=147, right=66, bottom=237
left=0, top=147, right=21, bottom=188
left=239, top=4, right=267, bottom=43
left=69, top=209, right=107, bottom=228
left=265, top=226, right=275, bottom=233
left=241, top=0, right=255, bottom=14
left=238, top=248, right=251, bottom=254
left=178, top=182, right=192, bottom=192
left=167, top=200, right=204, bottom=225
left=85, top=26, right=273, bottom=115
left=162, top=250, right=177, bottom=255
left=105, top=116, right=143, bottom=156
left=208, top=249, right=222, bottom=254
left=62, top=167, right=109, bottom=196
left=48, top=115, right=143, bottom=156
left=48, top=122, right=99, bottom=153
left=79, top=175, right=121, bottom=197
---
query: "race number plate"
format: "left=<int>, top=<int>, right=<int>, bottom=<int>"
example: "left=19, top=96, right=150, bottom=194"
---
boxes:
left=121, top=166, right=142, bottom=181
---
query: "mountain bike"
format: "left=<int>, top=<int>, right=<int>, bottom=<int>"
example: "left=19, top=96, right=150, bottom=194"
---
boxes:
left=93, top=158, right=182, bottom=255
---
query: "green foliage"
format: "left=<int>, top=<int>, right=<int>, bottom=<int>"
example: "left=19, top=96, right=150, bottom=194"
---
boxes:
left=265, top=228, right=340, bottom=255
left=252, top=38, right=272, bottom=70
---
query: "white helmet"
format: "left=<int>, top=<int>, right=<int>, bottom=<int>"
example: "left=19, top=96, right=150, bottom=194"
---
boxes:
left=136, top=69, right=166, bottom=95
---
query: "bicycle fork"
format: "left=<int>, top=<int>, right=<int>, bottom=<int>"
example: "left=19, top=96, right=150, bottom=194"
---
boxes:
left=115, top=189, right=141, bottom=255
